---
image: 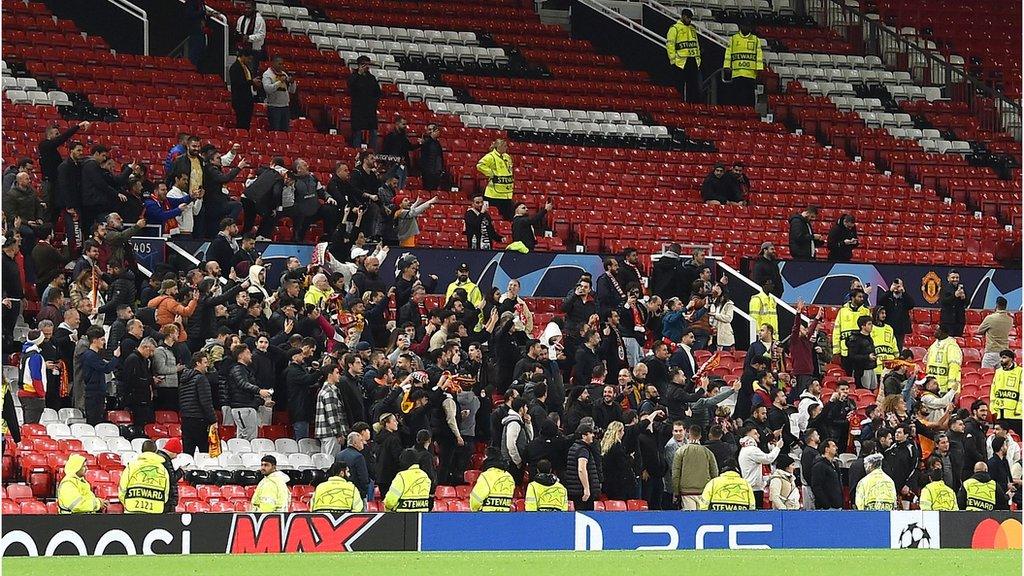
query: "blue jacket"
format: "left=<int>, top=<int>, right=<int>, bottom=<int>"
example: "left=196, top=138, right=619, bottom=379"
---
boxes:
left=662, top=309, right=687, bottom=343
left=336, top=446, right=370, bottom=499
left=81, top=349, right=119, bottom=395
left=144, top=194, right=189, bottom=226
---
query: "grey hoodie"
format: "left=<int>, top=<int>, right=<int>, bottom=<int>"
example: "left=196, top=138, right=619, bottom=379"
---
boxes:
left=500, top=411, right=534, bottom=468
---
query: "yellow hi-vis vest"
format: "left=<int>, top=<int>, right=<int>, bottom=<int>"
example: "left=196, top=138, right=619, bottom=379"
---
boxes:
left=699, top=471, right=755, bottom=510
left=990, top=364, right=1022, bottom=420
left=871, top=323, right=898, bottom=374
left=920, top=480, right=958, bottom=511
left=251, top=471, right=291, bottom=512
left=748, top=291, right=778, bottom=336
left=57, top=455, right=102, bottom=514
left=118, top=452, right=170, bottom=514
left=962, top=477, right=997, bottom=511
left=724, top=32, right=763, bottom=79
left=667, top=21, right=701, bottom=67
left=383, top=464, right=432, bottom=512
left=311, top=476, right=365, bottom=513
left=832, top=303, right=871, bottom=357
left=925, top=337, right=963, bottom=392
left=854, top=468, right=897, bottom=510
left=476, top=149, right=514, bottom=200
left=469, top=466, right=515, bottom=511
left=525, top=480, right=568, bottom=511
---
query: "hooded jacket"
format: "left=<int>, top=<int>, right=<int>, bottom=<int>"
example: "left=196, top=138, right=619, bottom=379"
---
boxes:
left=57, top=454, right=103, bottom=513
left=500, top=411, right=533, bottom=468
left=738, top=435, right=780, bottom=491
left=246, top=264, right=274, bottom=318
left=767, top=468, right=800, bottom=509
left=18, top=340, right=47, bottom=399
left=251, top=470, right=291, bottom=512
left=525, top=472, right=568, bottom=511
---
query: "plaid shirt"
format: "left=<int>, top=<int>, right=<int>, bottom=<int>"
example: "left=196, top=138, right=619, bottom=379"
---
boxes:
left=314, top=382, right=348, bottom=439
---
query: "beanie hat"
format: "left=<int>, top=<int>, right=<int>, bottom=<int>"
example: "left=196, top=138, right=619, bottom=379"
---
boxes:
left=162, top=437, right=183, bottom=455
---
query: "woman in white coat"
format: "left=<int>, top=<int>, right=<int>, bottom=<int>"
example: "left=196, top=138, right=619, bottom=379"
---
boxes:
left=709, top=283, right=735, bottom=351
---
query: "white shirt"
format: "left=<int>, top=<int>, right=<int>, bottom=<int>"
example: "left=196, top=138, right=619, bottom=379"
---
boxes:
left=167, top=185, right=201, bottom=234
left=235, top=12, right=266, bottom=50
left=738, top=437, right=780, bottom=491
left=987, top=434, right=1022, bottom=465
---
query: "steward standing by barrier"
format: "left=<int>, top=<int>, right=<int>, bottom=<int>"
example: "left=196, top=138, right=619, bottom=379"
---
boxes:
left=525, top=459, right=568, bottom=511
left=251, top=455, right=291, bottom=512
left=119, top=445, right=171, bottom=514
left=469, top=449, right=515, bottom=512
left=384, top=450, right=433, bottom=512
left=920, top=468, right=959, bottom=510
left=311, top=461, right=365, bottom=513
left=854, top=454, right=896, bottom=510
left=699, top=460, right=756, bottom=510
left=666, top=9, right=702, bottom=103
left=958, top=462, right=1009, bottom=511
left=723, top=20, right=763, bottom=107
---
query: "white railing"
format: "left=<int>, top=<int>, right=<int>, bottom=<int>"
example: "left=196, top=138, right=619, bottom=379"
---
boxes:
left=104, top=0, right=149, bottom=55
left=637, top=0, right=730, bottom=49
left=576, top=0, right=667, bottom=49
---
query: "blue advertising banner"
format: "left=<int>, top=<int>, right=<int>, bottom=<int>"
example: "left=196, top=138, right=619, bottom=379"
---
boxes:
left=128, top=236, right=166, bottom=273
left=162, top=242, right=606, bottom=297
left=420, top=512, right=891, bottom=551
left=420, top=513, right=575, bottom=551
left=777, top=261, right=1022, bottom=310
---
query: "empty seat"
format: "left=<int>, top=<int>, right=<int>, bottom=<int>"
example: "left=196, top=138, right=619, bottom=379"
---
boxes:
left=95, top=423, right=120, bottom=437
left=45, top=423, right=72, bottom=439
left=275, top=438, right=299, bottom=454
left=251, top=438, right=275, bottom=454
left=227, top=438, right=252, bottom=453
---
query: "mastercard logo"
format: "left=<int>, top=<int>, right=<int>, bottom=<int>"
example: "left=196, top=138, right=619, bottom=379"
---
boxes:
left=971, top=518, right=1022, bottom=549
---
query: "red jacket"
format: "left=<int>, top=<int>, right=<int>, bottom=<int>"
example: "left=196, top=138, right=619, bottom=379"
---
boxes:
left=789, top=318, right=820, bottom=376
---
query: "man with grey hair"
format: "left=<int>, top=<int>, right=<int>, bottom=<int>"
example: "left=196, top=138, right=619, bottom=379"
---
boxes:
left=854, top=453, right=896, bottom=510
left=123, top=337, right=157, bottom=425
left=289, top=158, right=339, bottom=241
left=337, top=429, right=370, bottom=503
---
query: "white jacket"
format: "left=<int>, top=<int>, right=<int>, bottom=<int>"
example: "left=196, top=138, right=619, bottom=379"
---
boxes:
left=709, top=300, right=735, bottom=347
left=738, top=436, right=780, bottom=491
left=767, top=469, right=800, bottom=510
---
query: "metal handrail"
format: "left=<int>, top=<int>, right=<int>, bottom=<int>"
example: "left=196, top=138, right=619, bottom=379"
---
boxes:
left=638, top=0, right=730, bottom=49
left=174, top=0, right=231, bottom=81
left=577, top=0, right=667, bottom=49
left=104, top=0, right=149, bottom=55
left=804, top=0, right=1021, bottom=140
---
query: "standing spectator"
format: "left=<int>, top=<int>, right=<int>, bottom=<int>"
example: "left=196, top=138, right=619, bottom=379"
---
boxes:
left=787, top=206, right=821, bottom=260
left=799, top=428, right=821, bottom=509
left=500, top=398, right=533, bottom=484
left=229, top=49, right=259, bottom=129
left=315, top=364, right=348, bottom=457
left=600, top=421, right=638, bottom=501
left=394, top=195, right=439, bottom=247
left=337, top=431, right=370, bottom=503
left=565, top=422, right=601, bottom=510
left=596, top=258, right=626, bottom=316
left=207, top=218, right=240, bottom=275
left=767, top=454, right=800, bottom=509
left=507, top=200, right=552, bottom=253
left=877, top=278, right=915, bottom=351
left=283, top=348, right=315, bottom=440
left=149, top=179, right=192, bottom=235
left=672, top=426, right=719, bottom=510
left=17, top=330, right=48, bottom=424
left=348, top=56, right=382, bottom=149
left=976, top=297, right=1012, bottom=369
left=196, top=147, right=245, bottom=239
left=750, top=242, right=783, bottom=298
left=811, top=438, right=843, bottom=509
left=420, top=123, right=447, bottom=191
left=790, top=301, right=823, bottom=396
left=56, top=140, right=86, bottom=249
left=827, top=214, right=859, bottom=262
left=375, top=413, right=403, bottom=495
left=234, top=2, right=266, bottom=58
left=738, top=426, right=781, bottom=507
left=723, top=21, right=763, bottom=107
left=5, top=171, right=45, bottom=260
left=290, top=158, right=339, bottom=242
left=179, top=351, right=217, bottom=455
left=227, top=344, right=272, bottom=441
left=666, top=9, right=702, bottom=103
left=700, top=164, right=731, bottom=204
left=650, top=243, right=688, bottom=301
left=38, top=121, right=89, bottom=223
left=464, top=195, right=501, bottom=250
left=833, top=288, right=871, bottom=376
left=938, top=270, right=967, bottom=337
left=80, top=145, right=131, bottom=229
left=184, top=0, right=208, bottom=69
left=123, top=338, right=157, bottom=426
left=80, top=326, right=119, bottom=424
left=262, top=56, right=296, bottom=132
left=846, top=317, right=878, bottom=390
left=476, top=139, right=515, bottom=220
left=924, top=326, right=963, bottom=393
left=379, top=116, right=419, bottom=189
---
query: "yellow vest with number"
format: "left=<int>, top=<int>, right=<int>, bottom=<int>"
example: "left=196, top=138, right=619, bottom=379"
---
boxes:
left=667, top=21, right=701, bottom=67
left=724, top=32, right=763, bottom=79
left=925, top=337, right=962, bottom=392
left=920, top=480, right=958, bottom=511
left=832, top=303, right=871, bottom=357
left=383, top=464, right=432, bottom=512
left=525, top=480, right=568, bottom=511
left=748, top=291, right=777, bottom=335
left=990, top=364, right=1022, bottom=420
left=854, top=468, right=896, bottom=510
left=871, top=324, right=898, bottom=374
left=700, top=471, right=755, bottom=510
left=469, top=467, right=515, bottom=512
left=962, top=477, right=997, bottom=511
left=118, top=452, right=170, bottom=514
left=477, top=150, right=514, bottom=200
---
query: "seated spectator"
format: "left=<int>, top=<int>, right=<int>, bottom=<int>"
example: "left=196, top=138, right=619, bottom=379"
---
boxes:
left=722, top=161, right=750, bottom=205
left=700, top=164, right=730, bottom=205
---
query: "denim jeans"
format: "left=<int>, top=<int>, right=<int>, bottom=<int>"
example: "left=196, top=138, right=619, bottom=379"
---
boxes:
left=268, top=106, right=290, bottom=132
left=292, top=420, right=310, bottom=441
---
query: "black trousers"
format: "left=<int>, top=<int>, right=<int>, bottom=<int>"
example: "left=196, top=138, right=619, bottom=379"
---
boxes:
left=676, top=59, right=703, bottom=103
left=85, top=393, right=105, bottom=425
left=182, top=416, right=210, bottom=456
left=241, top=196, right=275, bottom=238
left=291, top=204, right=340, bottom=242
left=130, top=402, right=154, bottom=427
left=730, top=76, right=756, bottom=107
left=234, top=102, right=253, bottom=129
left=486, top=197, right=514, bottom=221
left=572, top=497, right=594, bottom=511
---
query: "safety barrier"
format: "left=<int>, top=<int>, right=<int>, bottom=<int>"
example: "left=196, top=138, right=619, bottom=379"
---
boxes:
left=2, top=511, right=1019, bottom=556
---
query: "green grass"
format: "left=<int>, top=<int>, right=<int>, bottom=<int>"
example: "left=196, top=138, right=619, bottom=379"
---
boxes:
left=3, top=550, right=1021, bottom=576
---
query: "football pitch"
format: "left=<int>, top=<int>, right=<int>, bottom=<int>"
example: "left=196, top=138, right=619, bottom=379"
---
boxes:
left=4, top=550, right=1021, bottom=575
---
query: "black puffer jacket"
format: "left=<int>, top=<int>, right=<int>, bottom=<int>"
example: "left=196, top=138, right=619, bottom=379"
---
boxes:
left=178, top=368, right=216, bottom=424
left=227, top=361, right=262, bottom=409
left=564, top=439, right=601, bottom=499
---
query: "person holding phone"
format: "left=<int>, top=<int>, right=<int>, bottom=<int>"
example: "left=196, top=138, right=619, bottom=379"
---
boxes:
left=464, top=195, right=501, bottom=250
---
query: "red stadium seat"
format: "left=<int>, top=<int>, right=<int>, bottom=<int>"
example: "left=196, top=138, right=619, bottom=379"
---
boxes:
left=19, top=500, right=48, bottom=515
left=6, top=484, right=33, bottom=501
left=603, top=500, right=627, bottom=511
left=435, top=485, right=457, bottom=500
